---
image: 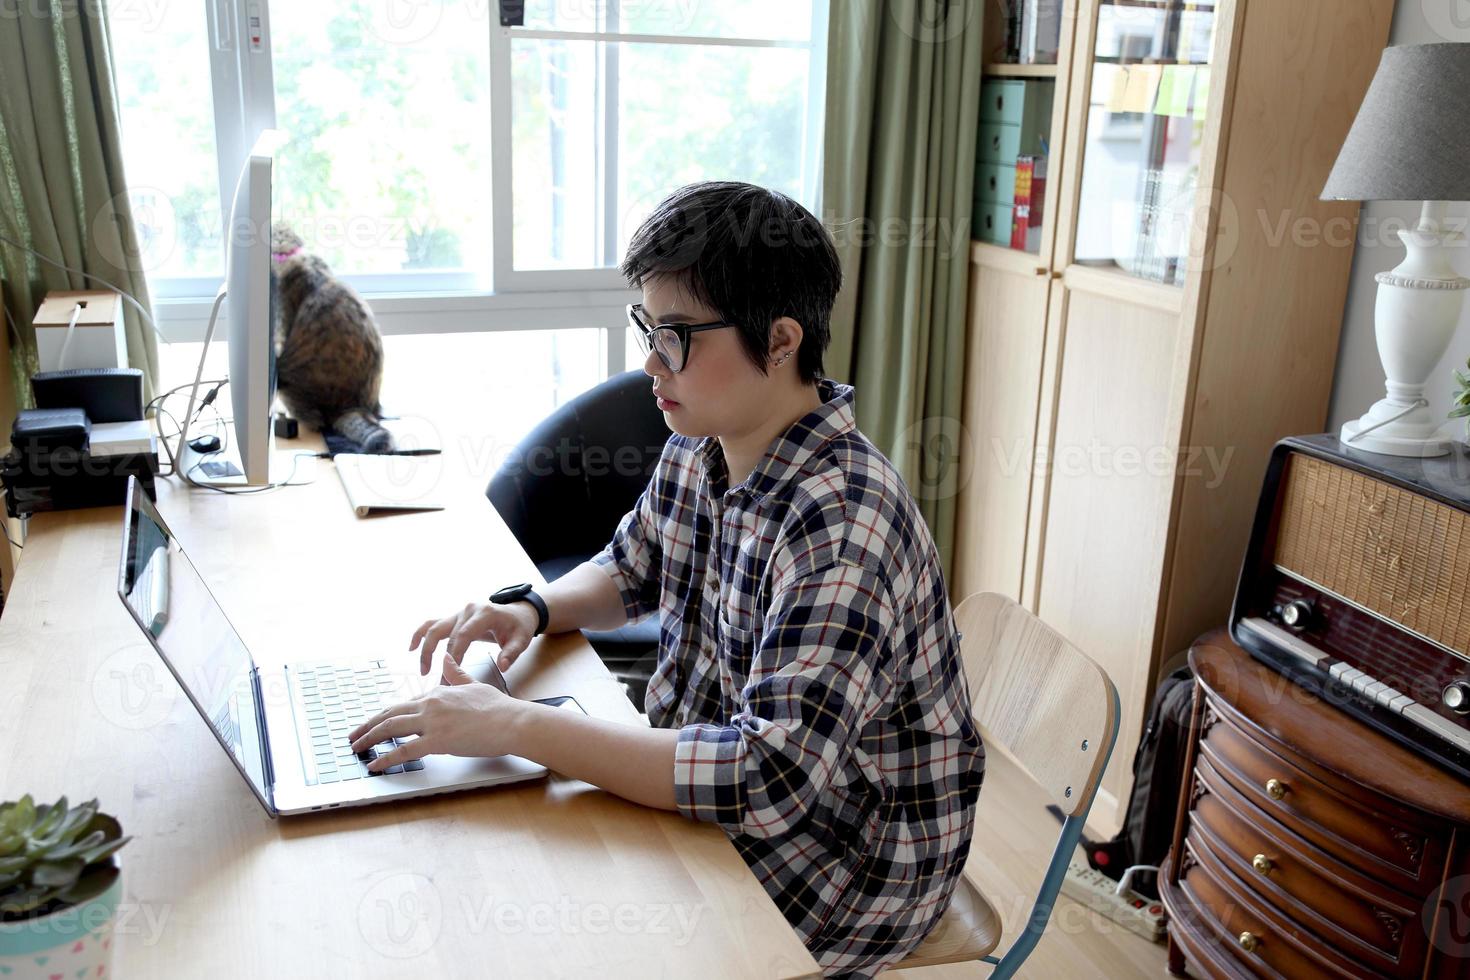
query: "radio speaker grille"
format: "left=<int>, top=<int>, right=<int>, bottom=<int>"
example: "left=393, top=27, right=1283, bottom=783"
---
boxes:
left=1275, top=453, right=1470, bottom=657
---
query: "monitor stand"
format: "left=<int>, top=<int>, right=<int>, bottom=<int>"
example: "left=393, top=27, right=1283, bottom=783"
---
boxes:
left=175, top=431, right=307, bottom=488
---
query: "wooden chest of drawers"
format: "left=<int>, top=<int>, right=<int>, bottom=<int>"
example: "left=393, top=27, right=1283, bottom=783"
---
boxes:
left=1161, top=631, right=1470, bottom=979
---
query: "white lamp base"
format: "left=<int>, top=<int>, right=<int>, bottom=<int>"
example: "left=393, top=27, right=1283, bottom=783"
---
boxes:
left=1340, top=413, right=1455, bottom=457
left=1341, top=201, right=1469, bottom=459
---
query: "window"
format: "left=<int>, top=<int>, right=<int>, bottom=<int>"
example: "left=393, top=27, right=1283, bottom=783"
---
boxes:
left=269, top=4, right=492, bottom=288
left=109, top=0, right=829, bottom=378
left=111, top=1, right=225, bottom=292
left=499, top=1, right=827, bottom=282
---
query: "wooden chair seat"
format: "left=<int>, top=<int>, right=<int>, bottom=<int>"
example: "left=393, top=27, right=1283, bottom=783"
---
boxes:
left=897, top=874, right=1003, bottom=969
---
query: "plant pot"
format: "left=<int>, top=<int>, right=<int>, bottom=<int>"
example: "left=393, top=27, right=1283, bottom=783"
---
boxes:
left=0, top=874, right=121, bottom=980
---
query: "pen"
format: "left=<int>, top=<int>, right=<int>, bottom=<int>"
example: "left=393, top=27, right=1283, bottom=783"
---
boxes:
left=321, top=448, right=443, bottom=458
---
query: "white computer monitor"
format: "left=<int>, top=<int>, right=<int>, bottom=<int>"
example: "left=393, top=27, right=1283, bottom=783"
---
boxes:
left=179, top=130, right=281, bottom=487
left=225, top=131, right=277, bottom=485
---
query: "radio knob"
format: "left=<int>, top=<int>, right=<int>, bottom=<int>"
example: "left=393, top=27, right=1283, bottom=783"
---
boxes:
left=1443, top=680, right=1470, bottom=714
left=1281, top=599, right=1315, bottom=629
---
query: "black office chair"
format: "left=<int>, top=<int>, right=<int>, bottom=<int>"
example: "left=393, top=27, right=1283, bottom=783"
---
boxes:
left=487, top=370, right=669, bottom=708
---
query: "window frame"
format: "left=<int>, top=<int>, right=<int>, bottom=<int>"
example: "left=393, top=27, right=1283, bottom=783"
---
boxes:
left=488, top=9, right=830, bottom=293
left=151, top=0, right=829, bottom=381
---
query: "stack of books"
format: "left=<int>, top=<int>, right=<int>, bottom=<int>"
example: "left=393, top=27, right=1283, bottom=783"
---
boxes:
left=1003, top=0, right=1063, bottom=65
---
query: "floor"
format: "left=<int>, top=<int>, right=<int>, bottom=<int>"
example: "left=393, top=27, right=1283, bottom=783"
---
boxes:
left=157, top=332, right=1173, bottom=979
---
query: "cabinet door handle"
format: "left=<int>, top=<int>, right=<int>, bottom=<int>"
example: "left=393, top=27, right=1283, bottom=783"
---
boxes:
left=1238, top=931, right=1261, bottom=953
left=1265, top=778, right=1287, bottom=800
left=1252, top=854, right=1273, bottom=875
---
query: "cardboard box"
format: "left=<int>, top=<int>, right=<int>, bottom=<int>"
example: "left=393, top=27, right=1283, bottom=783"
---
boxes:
left=33, top=290, right=127, bottom=372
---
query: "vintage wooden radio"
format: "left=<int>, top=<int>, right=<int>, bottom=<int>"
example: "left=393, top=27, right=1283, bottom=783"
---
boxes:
left=1230, top=433, right=1470, bottom=779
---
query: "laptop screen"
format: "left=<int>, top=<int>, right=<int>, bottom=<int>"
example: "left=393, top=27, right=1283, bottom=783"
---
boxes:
left=117, top=479, right=272, bottom=811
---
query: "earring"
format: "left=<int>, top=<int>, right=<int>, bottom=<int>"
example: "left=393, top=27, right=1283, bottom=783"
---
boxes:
left=774, top=350, right=794, bottom=367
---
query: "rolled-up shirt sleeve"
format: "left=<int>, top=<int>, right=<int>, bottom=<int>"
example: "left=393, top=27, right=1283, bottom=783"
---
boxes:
left=590, top=466, right=664, bottom=624
left=673, top=560, right=894, bottom=838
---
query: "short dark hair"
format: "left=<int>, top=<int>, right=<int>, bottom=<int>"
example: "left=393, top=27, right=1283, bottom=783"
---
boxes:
left=620, top=181, right=842, bottom=384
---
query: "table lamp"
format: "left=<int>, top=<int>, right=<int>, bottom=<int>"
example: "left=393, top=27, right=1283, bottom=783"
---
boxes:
left=1322, top=42, right=1470, bottom=457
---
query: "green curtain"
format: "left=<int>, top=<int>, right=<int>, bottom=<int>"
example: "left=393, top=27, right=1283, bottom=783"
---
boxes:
left=0, top=1, right=159, bottom=404
left=823, top=0, right=983, bottom=585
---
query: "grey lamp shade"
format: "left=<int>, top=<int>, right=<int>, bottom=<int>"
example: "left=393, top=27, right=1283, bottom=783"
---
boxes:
left=1321, top=43, right=1470, bottom=202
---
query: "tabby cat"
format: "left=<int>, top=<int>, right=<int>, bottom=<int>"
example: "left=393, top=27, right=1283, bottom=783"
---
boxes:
left=270, top=224, right=393, bottom=453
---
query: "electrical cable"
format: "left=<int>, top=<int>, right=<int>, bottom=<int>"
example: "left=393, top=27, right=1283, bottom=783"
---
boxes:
left=183, top=449, right=319, bottom=494
left=56, top=303, right=82, bottom=371
left=145, top=379, right=225, bottom=478
left=175, top=286, right=227, bottom=470
left=0, top=231, right=169, bottom=345
left=0, top=519, right=23, bottom=551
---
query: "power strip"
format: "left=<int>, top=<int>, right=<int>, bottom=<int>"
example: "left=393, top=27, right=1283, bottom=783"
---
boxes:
left=1058, top=860, right=1167, bottom=943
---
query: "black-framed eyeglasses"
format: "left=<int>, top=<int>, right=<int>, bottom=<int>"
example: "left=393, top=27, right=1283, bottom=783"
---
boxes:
left=627, top=303, right=737, bottom=374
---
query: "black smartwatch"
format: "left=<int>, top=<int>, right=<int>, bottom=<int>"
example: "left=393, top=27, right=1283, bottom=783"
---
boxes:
left=490, top=582, right=549, bottom=637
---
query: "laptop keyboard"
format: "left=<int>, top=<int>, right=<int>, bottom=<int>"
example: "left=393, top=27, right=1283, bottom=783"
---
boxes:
left=295, top=660, right=426, bottom=785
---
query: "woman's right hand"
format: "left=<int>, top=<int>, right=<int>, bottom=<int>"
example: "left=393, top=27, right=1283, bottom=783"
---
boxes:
left=410, top=601, right=539, bottom=677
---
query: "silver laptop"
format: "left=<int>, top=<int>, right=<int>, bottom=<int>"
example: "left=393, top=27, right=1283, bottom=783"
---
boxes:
left=115, top=477, right=558, bottom=817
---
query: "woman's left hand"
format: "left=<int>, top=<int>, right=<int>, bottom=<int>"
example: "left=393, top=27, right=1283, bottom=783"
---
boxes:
left=347, top=656, right=522, bottom=771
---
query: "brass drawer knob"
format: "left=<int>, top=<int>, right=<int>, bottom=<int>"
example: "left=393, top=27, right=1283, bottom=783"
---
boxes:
left=1265, top=778, right=1287, bottom=800
left=1238, top=931, right=1261, bottom=953
left=1252, top=854, right=1273, bottom=874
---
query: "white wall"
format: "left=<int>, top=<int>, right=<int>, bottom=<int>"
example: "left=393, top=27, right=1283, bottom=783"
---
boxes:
left=1327, top=0, right=1470, bottom=439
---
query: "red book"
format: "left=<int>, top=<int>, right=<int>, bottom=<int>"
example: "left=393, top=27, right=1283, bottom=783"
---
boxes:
left=1011, top=155, right=1048, bottom=250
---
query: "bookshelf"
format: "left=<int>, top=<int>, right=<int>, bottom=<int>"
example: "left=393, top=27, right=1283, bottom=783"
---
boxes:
left=954, top=0, right=1396, bottom=833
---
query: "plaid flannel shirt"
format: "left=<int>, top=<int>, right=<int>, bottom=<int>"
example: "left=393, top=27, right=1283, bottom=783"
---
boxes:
left=591, top=379, right=986, bottom=978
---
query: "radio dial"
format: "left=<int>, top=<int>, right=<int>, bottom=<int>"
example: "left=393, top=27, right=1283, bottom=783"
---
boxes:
left=1281, top=599, right=1315, bottom=629
left=1443, top=680, right=1470, bottom=715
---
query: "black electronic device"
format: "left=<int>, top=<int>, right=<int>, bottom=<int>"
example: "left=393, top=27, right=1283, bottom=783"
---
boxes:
left=11, top=407, right=89, bottom=451
left=2, top=406, right=157, bottom=518
left=31, top=368, right=144, bottom=423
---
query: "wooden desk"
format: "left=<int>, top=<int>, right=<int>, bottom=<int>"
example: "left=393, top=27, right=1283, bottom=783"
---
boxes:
left=0, top=433, right=819, bottom=978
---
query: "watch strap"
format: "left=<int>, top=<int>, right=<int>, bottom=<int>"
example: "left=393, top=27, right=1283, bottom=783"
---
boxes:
left=521, top=589, right=549, bottom=637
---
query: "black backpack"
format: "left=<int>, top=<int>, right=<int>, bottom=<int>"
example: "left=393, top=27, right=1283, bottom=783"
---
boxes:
left=1073, top=664, right=1197, bottom=901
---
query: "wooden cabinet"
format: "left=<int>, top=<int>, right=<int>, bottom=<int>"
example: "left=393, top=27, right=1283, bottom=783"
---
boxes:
left=952, top=0, right=1396, bottom=830
left=1161, top=633, right=1470, bottom=979
left=952, top=246, right=1053, bottom=601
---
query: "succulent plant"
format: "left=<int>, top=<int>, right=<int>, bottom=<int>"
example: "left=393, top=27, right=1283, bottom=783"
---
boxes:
left=0, top=796, right=130, bottom=921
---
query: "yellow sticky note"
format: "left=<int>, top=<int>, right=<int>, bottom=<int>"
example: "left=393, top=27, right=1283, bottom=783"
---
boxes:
left=1119, top=66, right=1149, bottom=112
left=1192, top=66, right=1212, bottom=120
left=1105, top=65, right=1123, bottom=112
left=1121, top=64, right=1161, bottom=113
